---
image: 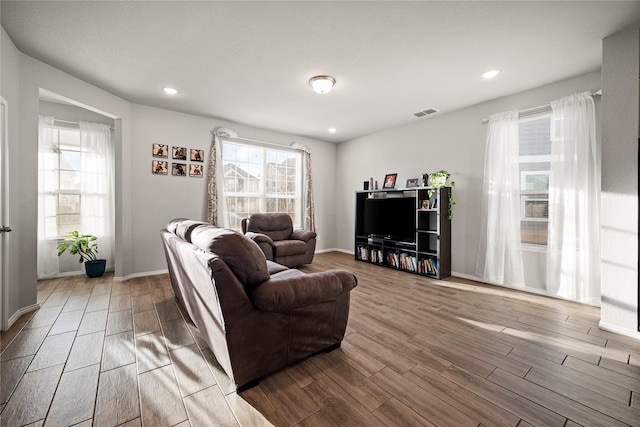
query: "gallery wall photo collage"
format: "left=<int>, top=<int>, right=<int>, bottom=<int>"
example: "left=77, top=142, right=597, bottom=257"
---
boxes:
left=152, top=144, right=204, bottom=178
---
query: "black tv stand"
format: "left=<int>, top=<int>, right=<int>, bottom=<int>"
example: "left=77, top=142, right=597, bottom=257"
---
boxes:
left=355, top=187, right=451, bottom=279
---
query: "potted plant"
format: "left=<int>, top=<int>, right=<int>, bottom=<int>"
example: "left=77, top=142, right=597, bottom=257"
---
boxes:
left=426, top=170, right=456, bottom=220
left=56, top=231, right=106, bottom=278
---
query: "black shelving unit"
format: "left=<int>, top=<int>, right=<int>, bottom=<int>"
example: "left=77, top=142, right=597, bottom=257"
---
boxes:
left=355, top=186, right=451, bottom=279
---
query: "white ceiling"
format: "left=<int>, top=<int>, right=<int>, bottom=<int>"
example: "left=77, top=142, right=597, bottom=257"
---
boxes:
left=2, top=1, right=639, bottom=143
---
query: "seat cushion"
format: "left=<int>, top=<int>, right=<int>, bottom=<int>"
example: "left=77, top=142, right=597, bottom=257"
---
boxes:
left=190, top=225, right=270, bottom=292
left=266, top=260, right=289, bottom=275
left=273, top=240, right=308, bottom=257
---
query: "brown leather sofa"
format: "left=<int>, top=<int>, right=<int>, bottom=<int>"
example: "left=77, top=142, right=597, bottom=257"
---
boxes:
left=161, top=219, right=357, bottom=390
left=241, top=212, right=317, bottom=267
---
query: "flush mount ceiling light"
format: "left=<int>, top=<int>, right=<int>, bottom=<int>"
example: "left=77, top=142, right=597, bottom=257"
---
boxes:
left=328, top=127, right=337, bottom=134
left=162, top=87, right=178, bottom=95
left=309, top=75, right=336, bottom=94
left=482, top=69, right=501, bottom=79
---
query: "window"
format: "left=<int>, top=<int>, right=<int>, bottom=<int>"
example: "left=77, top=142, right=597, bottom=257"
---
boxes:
left=42, top=127, right=82, bottom=239
left=221, top=139, right=303, bottom=230
left=518, top=114, right=551, bottom=246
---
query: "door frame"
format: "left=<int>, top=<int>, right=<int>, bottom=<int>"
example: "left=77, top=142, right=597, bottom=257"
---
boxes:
left=1, top=96, right=9, bottom=330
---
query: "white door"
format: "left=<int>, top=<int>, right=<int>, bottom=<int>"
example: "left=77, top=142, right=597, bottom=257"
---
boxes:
left=0, top=98, right=9, bottom=330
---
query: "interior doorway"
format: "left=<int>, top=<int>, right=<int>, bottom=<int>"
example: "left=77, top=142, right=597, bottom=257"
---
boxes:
left=1, top=97, right=10, bottom=331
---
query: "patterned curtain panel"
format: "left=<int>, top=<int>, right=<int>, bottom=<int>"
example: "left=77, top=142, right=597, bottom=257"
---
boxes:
left=206, top=132, right=218, bottom=225
left=291, top=143, right=316, bottom=232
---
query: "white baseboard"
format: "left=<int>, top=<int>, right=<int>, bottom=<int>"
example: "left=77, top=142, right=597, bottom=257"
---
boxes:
left=113, top=269, right=169, bottom=282
left=598, top=321, right=640, bottom=340
left=451, top=271, right=601, bottom=307
left=316, top=248, right=354, bottom=255
left=6, top=303, right=40, bottom=330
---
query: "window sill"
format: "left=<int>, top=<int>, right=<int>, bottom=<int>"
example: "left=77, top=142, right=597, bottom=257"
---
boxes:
left=521, top=244, right=547, bottom=254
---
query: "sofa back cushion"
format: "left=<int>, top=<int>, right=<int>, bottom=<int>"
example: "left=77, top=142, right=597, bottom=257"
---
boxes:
left=190, top=225, right=270, bottom=292
left=247, top=213, right=293, bottom=242
left=171, top=219, right=210, bottom=241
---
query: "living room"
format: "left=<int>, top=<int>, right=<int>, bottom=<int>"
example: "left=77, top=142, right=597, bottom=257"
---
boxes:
left=0, top=1, right=639, bottom=426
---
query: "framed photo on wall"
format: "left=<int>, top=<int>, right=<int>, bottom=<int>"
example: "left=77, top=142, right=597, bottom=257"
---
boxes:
left=172, top=146, right=187, bottom=160
left=190, top=148, right=204, bottom=162
left=383, top=173, right=397, bottom=189
left=152, top=160, right=168, bottom=175
left=189, top=164, right=203, bottom=177
left=152, top=143, right=168, bottom=158
left=172, top=162, right=187, bottom=176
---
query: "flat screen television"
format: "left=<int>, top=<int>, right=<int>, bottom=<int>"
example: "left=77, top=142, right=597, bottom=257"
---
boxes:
left=363, top=197, right=416, bottom=242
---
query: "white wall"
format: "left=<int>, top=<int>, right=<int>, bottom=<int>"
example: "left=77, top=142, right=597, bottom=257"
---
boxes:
left=1, top=27, right=36, bottom=325
left=336, top=71, right=602, bottom=296
left=600, top=24, right=639, bottom=337
left=39, top=100, right=116, bottom=127
left=128, top=103, right=338, bottom=276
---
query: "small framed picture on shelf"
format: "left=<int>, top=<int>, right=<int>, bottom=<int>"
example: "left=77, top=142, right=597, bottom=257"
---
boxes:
left=189, top=164, right=203, bottom=177
left=383, top=173, right=397, bottom=189
left=172, top=162, right=187, bottom=176
left=152, top=160, right=168, bottom=175
left=172, top=146, right=187, bottom=160
left=190, top=148, right=204, bottom=162
left=421, top=199, right=429, bottom=209
left=152, top=143, right=168, bottom=158
left=406, top=178, right=419, bottom=188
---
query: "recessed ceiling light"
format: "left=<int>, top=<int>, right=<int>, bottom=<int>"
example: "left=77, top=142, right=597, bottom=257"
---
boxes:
left=163, top=87, right=178, bottom=95
left=328, top=127, right=337, bottom=134
left=482, top=69, right=501, bottom=79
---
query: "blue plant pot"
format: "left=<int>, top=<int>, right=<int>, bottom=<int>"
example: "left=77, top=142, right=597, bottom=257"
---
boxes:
left=85, top=259, right=106, bottom=278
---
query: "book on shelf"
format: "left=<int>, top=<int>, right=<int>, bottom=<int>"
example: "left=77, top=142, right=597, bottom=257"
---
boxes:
left=398, top=252, right=417, bottom=272
left=419, top=257, right=438, bottom=275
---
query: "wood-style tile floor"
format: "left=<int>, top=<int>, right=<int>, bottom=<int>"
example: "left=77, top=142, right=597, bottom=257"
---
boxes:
left=2, top=251, right=639, bottom=426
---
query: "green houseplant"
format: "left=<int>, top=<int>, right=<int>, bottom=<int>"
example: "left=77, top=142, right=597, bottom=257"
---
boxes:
left=56, top=231, right=106, bottom=278
left=426, top=170, right=456, bottom=220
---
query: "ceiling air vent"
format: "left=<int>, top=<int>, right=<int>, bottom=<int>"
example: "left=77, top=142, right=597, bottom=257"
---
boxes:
left=412, top=108, right=439, bottom=118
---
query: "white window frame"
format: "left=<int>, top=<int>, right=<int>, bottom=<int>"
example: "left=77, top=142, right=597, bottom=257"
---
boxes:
left=518, top=113, right=552, bottom=249
left=220, top=138, right=304, bottom=229
left=44, top=126, right=83, bottom=240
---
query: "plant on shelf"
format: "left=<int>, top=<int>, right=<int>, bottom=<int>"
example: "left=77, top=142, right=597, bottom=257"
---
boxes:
left=56, top=231, right=106, bottom=278
left=426, top=170, right=456, bottom=220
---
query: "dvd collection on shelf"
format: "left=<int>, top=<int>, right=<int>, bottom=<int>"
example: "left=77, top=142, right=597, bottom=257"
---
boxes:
left=357, top=246, right=439, bottom=275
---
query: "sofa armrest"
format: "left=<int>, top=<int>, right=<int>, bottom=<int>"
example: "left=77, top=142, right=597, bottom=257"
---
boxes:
left=245, top=231, right=273, bottom=245
left=251, top=269, right=357, bottom=313
left=291, top=229, right=317, bottom=242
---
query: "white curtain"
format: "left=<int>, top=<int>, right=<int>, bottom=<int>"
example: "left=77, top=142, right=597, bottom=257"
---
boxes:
left=37, top=116, right=59, bottom=277
left=79, top=121, right=115, bottom=271
left=546, top=92, right=600, bottom=304
left=475, top=110, right=525, bottom=286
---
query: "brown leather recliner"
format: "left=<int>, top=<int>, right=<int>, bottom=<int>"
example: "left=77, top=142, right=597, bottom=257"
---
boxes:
left=241, top=212, right=317, bottom=267
left=161, top=219, right=356, bottom=391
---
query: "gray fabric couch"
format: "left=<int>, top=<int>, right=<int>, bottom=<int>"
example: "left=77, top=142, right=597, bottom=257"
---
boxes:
left=160, top=218, right=357, bottom=390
